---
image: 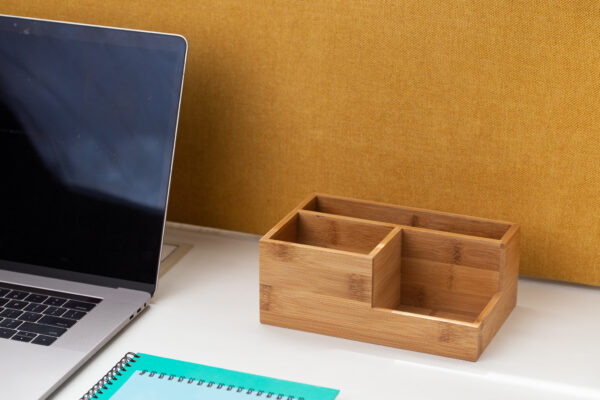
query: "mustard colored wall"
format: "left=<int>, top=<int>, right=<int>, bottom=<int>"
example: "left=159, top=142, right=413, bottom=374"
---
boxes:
left=2, top=1, right=599, bottom=286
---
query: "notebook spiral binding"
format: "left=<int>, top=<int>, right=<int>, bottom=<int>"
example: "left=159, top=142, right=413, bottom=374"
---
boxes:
left=80, top=353, right=303, bottom=400
left=80, top=352, right=139, bottom=400
left=136, top=369, right=304, bottom=400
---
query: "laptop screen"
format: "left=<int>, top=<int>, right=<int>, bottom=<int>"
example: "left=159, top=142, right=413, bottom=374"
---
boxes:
left=0, top=16, right=186, bottom=288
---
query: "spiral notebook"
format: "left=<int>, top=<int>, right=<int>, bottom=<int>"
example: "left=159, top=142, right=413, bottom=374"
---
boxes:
left=80, top=352, right=339, bottom=400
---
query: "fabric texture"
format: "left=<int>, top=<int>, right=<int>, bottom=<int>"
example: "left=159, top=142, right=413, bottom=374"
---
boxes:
left=2, top=1, right=599, bottom=285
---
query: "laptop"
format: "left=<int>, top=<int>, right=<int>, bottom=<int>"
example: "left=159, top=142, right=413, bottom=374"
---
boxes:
left=0, top=15, right=186, bottom=399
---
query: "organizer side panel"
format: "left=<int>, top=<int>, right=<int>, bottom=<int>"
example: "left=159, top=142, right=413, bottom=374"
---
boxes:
left=263, top=194, right=316, bottom=240
left=500, top=225, right=520, bottom=291
left=260, top=285, right=481, bottom=361
left=476, top=226, right=520, bottom=354
left=478, top=282, right=517, bottom=356
left=269, top=213, right=298, bottom=242
left=259, top=240, right=373, bottom=303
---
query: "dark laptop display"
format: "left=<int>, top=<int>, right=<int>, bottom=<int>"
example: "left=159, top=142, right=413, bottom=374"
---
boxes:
left=0, top=17, right=186, bottom=290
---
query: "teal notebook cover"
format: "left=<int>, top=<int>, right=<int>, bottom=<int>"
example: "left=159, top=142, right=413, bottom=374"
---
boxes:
left=82, top=352, right=339, bottom=400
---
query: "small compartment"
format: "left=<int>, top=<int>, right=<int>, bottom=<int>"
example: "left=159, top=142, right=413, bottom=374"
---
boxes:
left=271, top=211, right=394, bottom=255
left=303, top=194, right=511, bottom=240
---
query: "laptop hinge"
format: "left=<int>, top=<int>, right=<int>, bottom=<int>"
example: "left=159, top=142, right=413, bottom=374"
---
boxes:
left=0, top=260, right=155, bottom=296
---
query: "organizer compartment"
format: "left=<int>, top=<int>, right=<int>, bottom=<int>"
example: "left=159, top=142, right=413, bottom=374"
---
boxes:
left=302, top=194, right=511, bottom=240
left=369, top=228, right=500, bottom=323
left=398, top=228, right=500, bottom=322
left=271, top=211, right=394, bottom=255
left=262, top=210, right=399, bottom=304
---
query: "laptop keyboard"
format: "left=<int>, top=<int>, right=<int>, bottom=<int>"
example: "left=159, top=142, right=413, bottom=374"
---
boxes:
left=0, top=282, right=102, bottom=346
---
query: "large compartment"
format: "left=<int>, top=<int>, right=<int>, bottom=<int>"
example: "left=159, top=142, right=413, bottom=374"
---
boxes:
left=373, top=228, right=500, bottom=323
left=302, top=194, right=511, bottom=240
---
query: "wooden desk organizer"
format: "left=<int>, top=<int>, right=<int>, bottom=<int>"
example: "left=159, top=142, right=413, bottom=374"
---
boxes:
left=259, top=194, right=519, bottom=361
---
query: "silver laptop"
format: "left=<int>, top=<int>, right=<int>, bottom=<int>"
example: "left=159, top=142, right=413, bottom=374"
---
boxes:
left=0, top=15, right=186, bottom=399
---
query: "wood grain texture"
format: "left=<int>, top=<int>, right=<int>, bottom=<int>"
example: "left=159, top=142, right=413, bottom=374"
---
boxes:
left=401, top=257, right=499, bottom=298
left=260, top=239, right=373, bottom=302
left=265, top=194, right=316, bottom=240
left=269, top=213, right=298, bottom=243
left=400, top=283, right=491, bottom=318
left=500, top=224, right=521, bottom=290
left=401, top=228, right=502, bottom=270
left=472, top=225, right=520, bottom=354
left=477, top=281, right=518, bottom=355
left=313, top=194, right=511, bottom=239
left=371, top=227, right=402, bottom=309
left=294, top=211, right=393, bottom=254
left=260, top=194, right=519, bottom=360
left=261, top=286, right=481, bottom=361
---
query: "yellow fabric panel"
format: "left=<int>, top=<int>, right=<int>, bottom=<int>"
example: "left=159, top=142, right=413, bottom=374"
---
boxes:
left=1, top=1, right=599, bottom=285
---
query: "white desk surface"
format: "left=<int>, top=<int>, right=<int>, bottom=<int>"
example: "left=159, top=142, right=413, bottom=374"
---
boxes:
left=50, top=224, right=600, bottom=400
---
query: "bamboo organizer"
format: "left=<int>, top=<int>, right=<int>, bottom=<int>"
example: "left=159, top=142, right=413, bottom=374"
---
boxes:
left=259, top=193, right=520, bottom=361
